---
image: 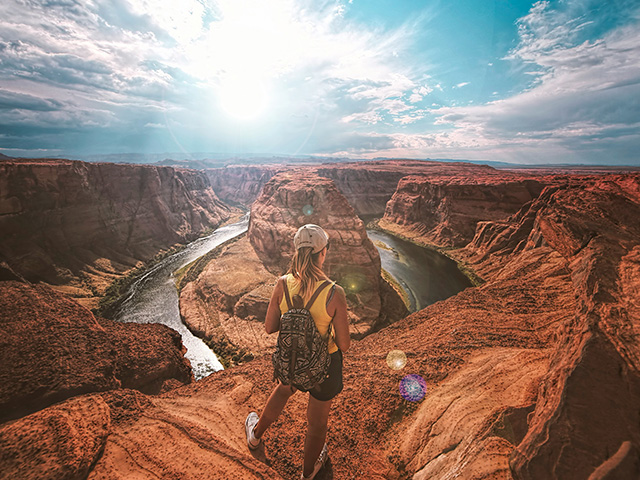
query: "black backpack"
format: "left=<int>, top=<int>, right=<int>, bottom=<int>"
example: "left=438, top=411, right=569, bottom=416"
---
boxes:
left=272, top=279, right=333, bottom=391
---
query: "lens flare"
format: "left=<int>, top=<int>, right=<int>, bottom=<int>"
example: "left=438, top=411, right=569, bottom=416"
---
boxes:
left=399, top=374, right=427, bottom=402
left=339, top=272, right=368, bottom=295
left=302, top=204, right=314, bottom=216
left=386, top=350, right=407, bottom=370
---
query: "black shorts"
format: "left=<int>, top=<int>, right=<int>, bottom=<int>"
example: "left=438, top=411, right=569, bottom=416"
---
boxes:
left=308, top=350, right=343, bottom=401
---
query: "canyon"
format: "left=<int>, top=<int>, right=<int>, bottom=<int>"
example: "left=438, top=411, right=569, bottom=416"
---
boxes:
left=0, top=158, right=232, bottom=308
left=1, top=157, right=639, bottom=479
left=178, top=171, right=408, bottom=364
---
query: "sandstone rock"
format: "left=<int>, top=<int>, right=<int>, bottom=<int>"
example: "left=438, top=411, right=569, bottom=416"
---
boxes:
left=0, top=158, right=231, bottom=305
left=0, top=394, right=110, bottom=480
left=90, top=172, right=640, bottom=480
left=588, top=441, right=640, bottom=480
left=90, top=372, right=284, bottom=480
left=4, top=161, right=639, bottom=480
left=248, top=171, right=387, bottom=329
left=178, top=236, right=277, bottom=357
left=380, top=174, right=547, bottom=248
left=206, top=165, right=281, bottom=206
left=205, top=160, right=527, bottom=220
left=0, top=281, right=192, bottom=423
left=452, top=174, right=640, bottom=479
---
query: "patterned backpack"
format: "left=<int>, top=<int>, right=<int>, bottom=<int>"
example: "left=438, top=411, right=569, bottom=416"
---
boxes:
left=272, top=279, right=333, bottom=391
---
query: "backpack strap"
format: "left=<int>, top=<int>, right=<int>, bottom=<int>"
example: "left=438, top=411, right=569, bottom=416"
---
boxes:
left=304, top=280, right=332, bottom=311
left=282, top=277, right=293, bottom=310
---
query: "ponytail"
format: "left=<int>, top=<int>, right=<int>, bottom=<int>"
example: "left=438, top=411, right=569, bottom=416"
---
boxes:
left=287, top=246, right=327, bottom=299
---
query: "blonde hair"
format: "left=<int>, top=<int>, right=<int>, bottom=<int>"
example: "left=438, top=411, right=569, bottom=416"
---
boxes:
left=287, top=246, right=327, bottom=300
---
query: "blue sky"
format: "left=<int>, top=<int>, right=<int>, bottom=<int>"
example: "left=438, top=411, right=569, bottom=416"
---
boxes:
left=0, top=0, right=639, bottom=164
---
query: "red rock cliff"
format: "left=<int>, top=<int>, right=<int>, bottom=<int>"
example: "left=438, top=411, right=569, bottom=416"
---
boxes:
left=4, top=170, right=640, bottom=480
left=0, top=158, right=231, bottom=301
left=205, top=165, right=281, bottom=206
left=441, top=174, right=640, bottom=479
left=205, top=160, right=524, bottom=220
left=248, top=171, right=406, bottom=332
left=380, top=173, right=548, bottom=247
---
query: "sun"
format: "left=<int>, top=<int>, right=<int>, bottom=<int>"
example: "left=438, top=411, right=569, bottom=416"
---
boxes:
left=219, top=75, right=269, bottom=120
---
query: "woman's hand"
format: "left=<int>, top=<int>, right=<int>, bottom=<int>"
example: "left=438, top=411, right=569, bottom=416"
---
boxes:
left=264, top=276, right=285, bottom=334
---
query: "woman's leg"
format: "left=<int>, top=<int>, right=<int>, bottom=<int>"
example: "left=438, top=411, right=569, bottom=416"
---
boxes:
left=254, top=383, right=296, bottom=438
left=303, top=395, right=332, bottom=477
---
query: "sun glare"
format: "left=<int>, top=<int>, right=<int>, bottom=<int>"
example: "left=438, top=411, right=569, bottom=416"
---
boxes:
left=219, top=76, right=269, bottom=120
left=202, top=0, right=302, bottom=121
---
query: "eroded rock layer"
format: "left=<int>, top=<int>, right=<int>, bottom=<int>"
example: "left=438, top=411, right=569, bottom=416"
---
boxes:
left=0, top=158, right=231, bottom=304
left=206, top=165, right=281, bottom=206
left=380, top=174, right=549, bottom=248
left=3, top=164, right=640, bottom=480
left=205, top=159, right=530, bottom=221
left=248, top=171, right=402, bottom=330
left=0, top=280, right=192, bottom=424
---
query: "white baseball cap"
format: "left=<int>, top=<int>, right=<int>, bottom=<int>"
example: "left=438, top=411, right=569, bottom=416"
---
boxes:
left=294, top=224, right=329, bottom=253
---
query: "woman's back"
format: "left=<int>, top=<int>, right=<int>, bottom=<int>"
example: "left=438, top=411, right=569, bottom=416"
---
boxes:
left=279, top=274, right=338, bottom=354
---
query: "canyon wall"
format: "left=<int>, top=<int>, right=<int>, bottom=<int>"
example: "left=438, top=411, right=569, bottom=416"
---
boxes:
left=417, top=174, right=640, bottom=479
left=4, top=160, right=639, bottom=480
left=380, top=174, right=549, bottom=248
left=72, top=173, right=639, bottom=479
left=205, top=159, right=525, bottom=221
left=0, top=158, right=231, bottom=304
left=248, top=171, right=402, bottom=331
left=205, top=165, right=280, bottom=206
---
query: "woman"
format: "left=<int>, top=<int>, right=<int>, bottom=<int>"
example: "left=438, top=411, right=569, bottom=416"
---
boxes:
left=245, top=224, right=350, bottom=480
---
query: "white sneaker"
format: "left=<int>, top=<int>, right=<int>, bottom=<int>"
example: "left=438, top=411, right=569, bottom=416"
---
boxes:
left=301, top=442, right=328, bottom=479
left=245, top=412, right=260, bottom=450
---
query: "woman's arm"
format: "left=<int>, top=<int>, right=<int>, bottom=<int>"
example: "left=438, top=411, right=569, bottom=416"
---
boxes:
left=264, top=276, right=285, bottom=334
left=327, top=285, right=350, bottom=353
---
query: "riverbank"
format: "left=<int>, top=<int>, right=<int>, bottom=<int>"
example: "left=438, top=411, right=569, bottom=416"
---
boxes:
left=177, top=235, right=277, bottom=369
left=367, top=218, right=485, bottom=287
left=94, top=209, right=246, bottom=319
left=175, top=233, right=258, bottom=369
left=381, top=267, right=411, bottom=310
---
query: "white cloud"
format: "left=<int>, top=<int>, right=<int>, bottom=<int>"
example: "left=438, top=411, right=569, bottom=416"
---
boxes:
left=404, top=1, right=640, bottom=163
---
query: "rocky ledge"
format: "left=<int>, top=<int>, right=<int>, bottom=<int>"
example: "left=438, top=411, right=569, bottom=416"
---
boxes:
left=379, top=174, right=550, bottom=248
left=0, top=280, right=192, bottom=424
left=2, top=165, right=639, bottom=480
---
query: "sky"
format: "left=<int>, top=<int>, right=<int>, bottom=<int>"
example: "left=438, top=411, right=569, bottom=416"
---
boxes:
left=0, top=0, right=639, bottom=165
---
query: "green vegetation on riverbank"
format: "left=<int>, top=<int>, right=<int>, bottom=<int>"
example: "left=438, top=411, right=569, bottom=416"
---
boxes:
left=94, top=210, right=247, bottom=319
left=94, top=243, right=185, bottom=319
left=366, top=218, right=485, bottom=287
left=205, top=337, right=254, bottom=369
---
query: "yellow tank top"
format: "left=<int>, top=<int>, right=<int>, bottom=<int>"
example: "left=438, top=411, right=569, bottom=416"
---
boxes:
left=279, top=274, right=338, bottom=354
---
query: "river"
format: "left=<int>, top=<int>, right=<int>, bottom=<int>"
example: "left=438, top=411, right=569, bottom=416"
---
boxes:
left=114, top=215, right=469, bottom=380
left=367, top=229, right=473, bottom=312
left=115, top=214, right=249, bottom=380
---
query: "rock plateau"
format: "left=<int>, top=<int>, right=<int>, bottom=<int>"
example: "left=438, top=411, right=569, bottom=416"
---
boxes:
left=0, top=280, right=192, bottom=425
